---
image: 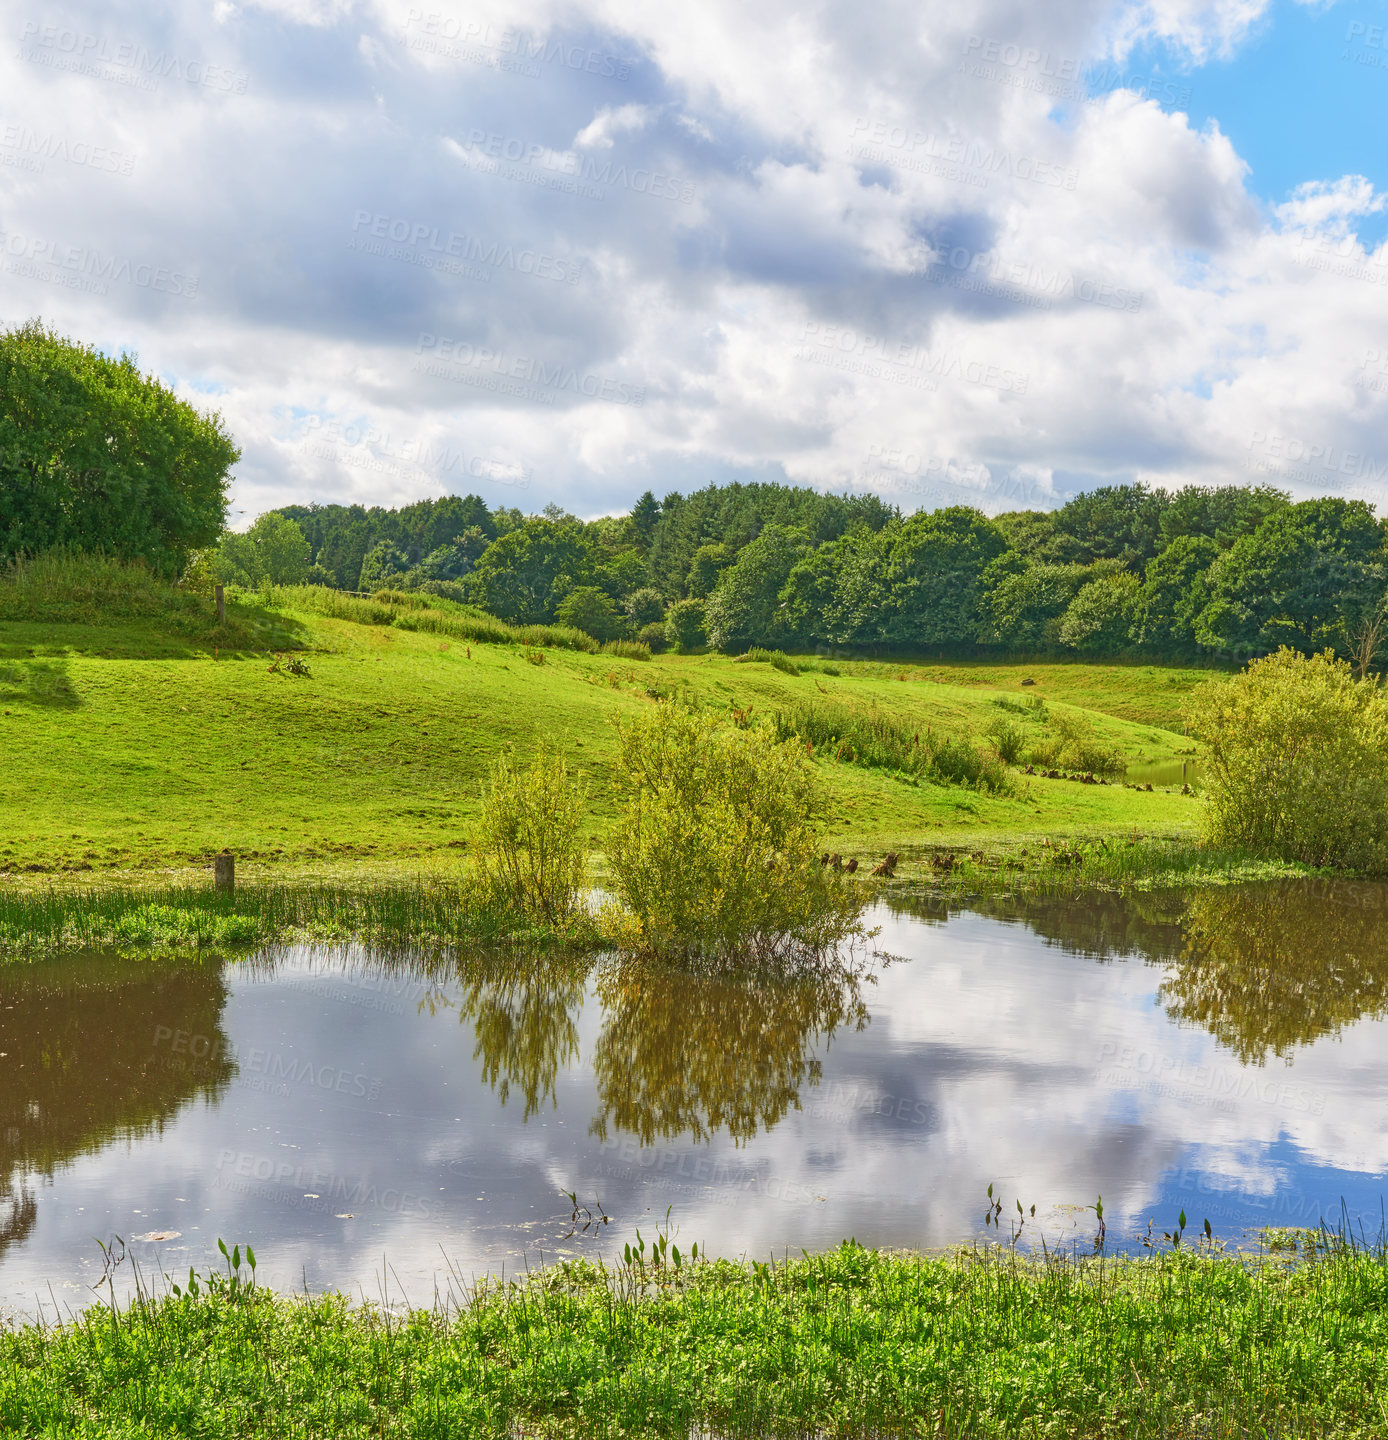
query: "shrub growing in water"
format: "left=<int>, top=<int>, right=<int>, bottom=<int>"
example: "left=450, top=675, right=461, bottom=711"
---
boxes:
left=1186, top=647, right=1388, bottom=872
left=606, top=704, right=867, bottom=961
left=469, top=748, right=589, bottom=925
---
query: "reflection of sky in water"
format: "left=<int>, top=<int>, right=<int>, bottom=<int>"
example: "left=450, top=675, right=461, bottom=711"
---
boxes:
left=3, top=886, right=1387, bottom=1316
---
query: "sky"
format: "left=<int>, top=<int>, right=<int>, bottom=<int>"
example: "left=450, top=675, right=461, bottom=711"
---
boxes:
left=1, top=0, right=1386, bottom=525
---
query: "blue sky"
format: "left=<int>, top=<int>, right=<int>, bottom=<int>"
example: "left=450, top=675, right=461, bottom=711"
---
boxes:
left=2, top=0, right=1386, bottom=521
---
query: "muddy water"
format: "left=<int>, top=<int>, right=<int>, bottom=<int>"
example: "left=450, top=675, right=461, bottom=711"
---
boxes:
left=3, top=880, right=1386, bottom=1316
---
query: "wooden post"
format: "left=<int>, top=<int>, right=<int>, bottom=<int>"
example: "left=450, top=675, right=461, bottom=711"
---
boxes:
left=214, top=850, right=235, bottom=895
left=215, top=584, right=225, bottom=625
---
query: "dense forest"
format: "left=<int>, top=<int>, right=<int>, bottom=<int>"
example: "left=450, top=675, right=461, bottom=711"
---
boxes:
left=234, top=480, right=1388, bottom=666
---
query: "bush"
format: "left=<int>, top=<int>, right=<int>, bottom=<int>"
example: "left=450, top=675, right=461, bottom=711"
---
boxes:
left=637, top=621, right=669, bottom=653
left=665, top=597, right=706, bottom=651
left=605, top=704, right=867, bottom=962
left=624, top=587, right=666, bottom=628
left=736, top=647, right=799, bottom=675
left=601, top=639, right=652, bottom=662
left=987, top=719, right=1026, bottom=765
left=556, top=585, right=626, bottom=642
left=469, top=748, right=589, bottom=925
left=1027, top=710, right=1126, bottom=777
left=1186, top=647, right=1388, bottom=871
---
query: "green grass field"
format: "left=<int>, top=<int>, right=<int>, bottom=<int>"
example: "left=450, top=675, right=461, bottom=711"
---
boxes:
left=0, top=581, right=1213, bottom=878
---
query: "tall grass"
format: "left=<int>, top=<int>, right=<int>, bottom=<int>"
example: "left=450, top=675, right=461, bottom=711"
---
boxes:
left=772, top=699, right=1013, bottom=793
left=0, top=879, right=599, bottom=961
left=262, top=583, right=600, bottom=652
left=5, top=1226, right=1387, bottom=1437
left=0, top=551, right=297, bottom=649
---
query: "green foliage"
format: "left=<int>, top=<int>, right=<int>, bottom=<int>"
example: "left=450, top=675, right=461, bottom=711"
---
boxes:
left=665, top=597, right=707, bottom=651
left=1058, top=570, right=1141, bottom=655
left=987, top=718, right=1026, bottom=764
left=214, top=514, right=312, bottom=589
left=636, top=621, right=670, bottom=653
left=466, top=518, right=594, bottom=623
left=1027, top=709, right=1127, bottom=777
left=772, top=700, right=1013, bottom=792
left=606, top=703, right=867, bottom=960
left=1187, top=647, right=1388, bottom=871
left=1049, top=482, right=1171, bottom=568
left=1196, top=499, right=1388, bottom=657
left=1134, top=534, right=1220, bottom=651
left=982, top=562, right=1091, bottom=650
left=880, top=507, right=1009, bottom=648
left=685, top=542, right=734, bottom=598
left=600, top=639, right=652, bottom=661
left=704, top=525, right=812, bottom=652
left=1160, top=484, right=1289, bottom=549
left=469, top=747, right=589, bottom=926
left=555, top=585, right=626, bottom=641
left=735, top=646, right=800, bottom=674
left=0, top=321, right=236, bottom=573
left=355, top=538, right=410, bottom=592
left=623, top=586, right=666, bottom=628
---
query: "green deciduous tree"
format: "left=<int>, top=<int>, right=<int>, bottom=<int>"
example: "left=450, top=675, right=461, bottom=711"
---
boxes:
left=555, top=585, right=626, bottom=641
left=467, top=519, right=594, bottom=623
left=215, top=514, right=311, bottom=588
left=0, top=320, right=236, bottom=572
left=1058, top=570, right=1141, bottom=655
left=704, top=526, right=812, bottom=652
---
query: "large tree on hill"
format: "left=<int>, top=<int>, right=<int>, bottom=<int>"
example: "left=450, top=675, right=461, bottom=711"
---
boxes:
left=466, top=518, right=594, bottom=623
left=0, top=320, right=237, bottom=572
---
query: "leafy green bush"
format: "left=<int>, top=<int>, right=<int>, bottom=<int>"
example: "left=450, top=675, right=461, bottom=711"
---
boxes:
left=1187, top=647, right=1388, bottom=871
left=987, top=719, right=1026, bottom=765
left=556, top=586, right=626, bottom=642
left=606, top=704, right=867, bottom=961
left=637, top=621, right=670, bottom=653
left=600, top=639, right=652, bottom=662
left=1027, top=710, right=1126, bottom=777
left=665, top=598, right=706, bottom=651
left=469, top=748, right=589, bottom=925
left=736, top=647, right=800, bottom=674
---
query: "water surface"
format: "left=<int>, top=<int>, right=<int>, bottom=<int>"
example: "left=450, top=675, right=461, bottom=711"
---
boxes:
left=3, top=881, right=1386, bottom=1316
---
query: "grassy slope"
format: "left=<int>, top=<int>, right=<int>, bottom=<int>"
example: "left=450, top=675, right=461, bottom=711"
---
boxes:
left=0, top=599, right=1208, bottom=876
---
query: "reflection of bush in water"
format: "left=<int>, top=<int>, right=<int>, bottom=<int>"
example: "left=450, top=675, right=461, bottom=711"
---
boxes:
left=454, top=956, right=588, bottom=1121
left=1162, top=882, right=1388, bottom=1064
left=0, top=953, right=234, bottom=1260
left=588, top=957, right=871, bottom=1146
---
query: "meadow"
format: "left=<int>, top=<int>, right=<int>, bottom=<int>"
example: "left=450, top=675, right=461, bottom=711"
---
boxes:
left=0, top=571, right=1207, bottom=880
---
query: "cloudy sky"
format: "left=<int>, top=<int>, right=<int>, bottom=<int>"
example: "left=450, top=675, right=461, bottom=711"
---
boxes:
left=2, top=0, right=1386, bottom=526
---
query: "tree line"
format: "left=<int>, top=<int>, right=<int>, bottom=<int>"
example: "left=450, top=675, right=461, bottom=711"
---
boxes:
left=5, top=323, right=1387, bottom=668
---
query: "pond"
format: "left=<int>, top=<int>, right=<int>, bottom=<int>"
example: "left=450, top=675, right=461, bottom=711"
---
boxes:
left=3, top=880, right=1387, bottom=1317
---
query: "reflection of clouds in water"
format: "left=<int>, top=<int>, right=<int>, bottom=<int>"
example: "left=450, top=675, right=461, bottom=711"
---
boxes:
left=6, top=891, right=1388, bottom=1312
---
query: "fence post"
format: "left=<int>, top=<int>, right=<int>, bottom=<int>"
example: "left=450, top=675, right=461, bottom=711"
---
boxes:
left=214, top=850, right=235, bottom=895
left=215, top=584, right=225, bottom=625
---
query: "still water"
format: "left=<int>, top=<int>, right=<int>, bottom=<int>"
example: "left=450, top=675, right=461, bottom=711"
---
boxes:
left=3, top=881, right=1387, bottom=1316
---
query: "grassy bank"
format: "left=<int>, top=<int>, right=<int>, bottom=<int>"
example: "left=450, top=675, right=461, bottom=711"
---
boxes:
left=0, top=576, right=1209, bottom=877
left=4, top=1237, right=1386, bottom=1437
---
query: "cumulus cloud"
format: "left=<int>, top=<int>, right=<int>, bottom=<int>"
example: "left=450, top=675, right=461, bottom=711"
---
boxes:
left=0, top=0, right=1384, bottom=524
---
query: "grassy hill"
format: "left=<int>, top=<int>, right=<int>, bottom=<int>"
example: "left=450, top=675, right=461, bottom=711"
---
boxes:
left=0, top=569, right=1214, bottom=879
